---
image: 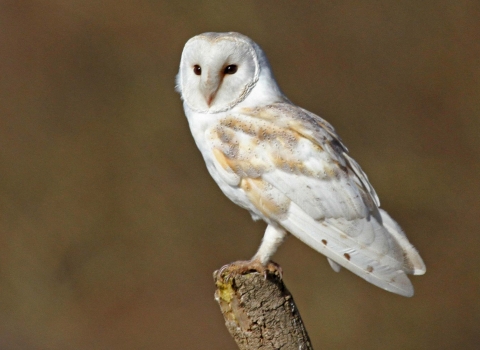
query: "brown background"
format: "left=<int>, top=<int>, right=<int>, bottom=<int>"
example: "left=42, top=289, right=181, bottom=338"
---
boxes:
left=0, top=1, right=479, bottom=349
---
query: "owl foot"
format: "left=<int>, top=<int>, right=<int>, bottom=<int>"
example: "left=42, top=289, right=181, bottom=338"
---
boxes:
left=216, top=259, right=283, bottom=282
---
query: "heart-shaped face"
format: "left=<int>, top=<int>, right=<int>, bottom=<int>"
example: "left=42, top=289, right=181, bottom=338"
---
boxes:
left=177, top=32, right=260, bottom=113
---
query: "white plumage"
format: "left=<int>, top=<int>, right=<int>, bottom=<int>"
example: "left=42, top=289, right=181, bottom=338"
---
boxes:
left=176, top=32, right=425, bottom=296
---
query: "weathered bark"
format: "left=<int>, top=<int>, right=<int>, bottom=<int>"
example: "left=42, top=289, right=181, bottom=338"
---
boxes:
left=214, top=265, right=314, bottom=350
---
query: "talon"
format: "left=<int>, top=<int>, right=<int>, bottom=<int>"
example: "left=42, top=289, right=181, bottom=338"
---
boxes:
left=215, top=260, right=283, bottom=282
left=218, top=264, right=229, bottom=277
left=275, top=263, right=283, bottom=280
left=225, top=273, right=232, bottom=283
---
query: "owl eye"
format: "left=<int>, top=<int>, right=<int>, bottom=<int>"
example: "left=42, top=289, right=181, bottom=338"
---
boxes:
left=224, top=65, right=238, bottom=75
left=193, top=65, right=201, bottom=75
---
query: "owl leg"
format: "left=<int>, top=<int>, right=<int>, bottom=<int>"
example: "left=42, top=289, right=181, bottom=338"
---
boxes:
left=253, top=224, right=287, bottom=265
left=216, top=224, right=287, bottom=281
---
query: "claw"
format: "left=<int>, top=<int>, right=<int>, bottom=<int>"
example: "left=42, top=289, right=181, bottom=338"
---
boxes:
left=217, top=263, right=231, bottom=280
left=274, top=263, right=283, bottom=280
left=216, top=260, right=283, bottom=282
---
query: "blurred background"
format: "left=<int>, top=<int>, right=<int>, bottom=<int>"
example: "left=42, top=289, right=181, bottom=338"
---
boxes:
left=0, top=1, right=478, bottom=349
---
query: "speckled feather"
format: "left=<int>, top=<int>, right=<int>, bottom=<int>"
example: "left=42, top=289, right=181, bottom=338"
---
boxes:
left=177, top=32, right=425, bottom=297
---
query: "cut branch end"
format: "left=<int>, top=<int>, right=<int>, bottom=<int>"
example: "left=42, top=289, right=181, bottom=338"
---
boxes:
left=213, top=262, right=314, bottom=350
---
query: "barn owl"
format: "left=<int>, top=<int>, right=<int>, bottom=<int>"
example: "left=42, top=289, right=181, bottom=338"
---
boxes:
left=176, top=32, right=425, bottom=297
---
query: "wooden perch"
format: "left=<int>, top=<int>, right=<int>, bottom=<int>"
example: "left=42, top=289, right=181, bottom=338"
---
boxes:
left=214, top=264, right=314, bottom=350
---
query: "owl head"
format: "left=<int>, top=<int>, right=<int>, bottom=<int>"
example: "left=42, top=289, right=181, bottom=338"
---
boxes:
left=176, top=32, right=285, bottom=114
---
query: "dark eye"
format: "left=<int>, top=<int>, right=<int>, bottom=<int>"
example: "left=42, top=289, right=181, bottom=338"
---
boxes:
left=193, top=65, right=201, bottom=75
left=224, top=65, right=238, bottom=75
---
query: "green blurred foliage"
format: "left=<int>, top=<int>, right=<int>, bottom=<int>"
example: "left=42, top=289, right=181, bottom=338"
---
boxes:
left=0, top=1, right=478, bottom=349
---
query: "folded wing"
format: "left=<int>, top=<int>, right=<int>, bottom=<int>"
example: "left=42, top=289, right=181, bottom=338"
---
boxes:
left=207, top=103, right=425, bottom=296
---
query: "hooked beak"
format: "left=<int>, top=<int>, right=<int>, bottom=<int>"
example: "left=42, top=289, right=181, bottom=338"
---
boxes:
left=200, top=73, right=221, bottom=107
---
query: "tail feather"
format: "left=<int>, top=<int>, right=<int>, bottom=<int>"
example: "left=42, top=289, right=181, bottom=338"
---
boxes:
left=379, top=209, right=426, bottom=275
left=280, top=203, right=417, bottom=297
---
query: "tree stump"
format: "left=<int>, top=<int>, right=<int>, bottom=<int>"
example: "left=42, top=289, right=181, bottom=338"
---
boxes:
left=214, top=264, right=314, bottom=350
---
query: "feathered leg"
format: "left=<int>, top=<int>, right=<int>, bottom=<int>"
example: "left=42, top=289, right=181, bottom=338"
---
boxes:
left=217, top=224, right=287, bottom=280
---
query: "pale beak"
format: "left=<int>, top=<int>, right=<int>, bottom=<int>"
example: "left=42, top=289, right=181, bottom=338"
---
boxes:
left=200, top=73, right=221, bottom=107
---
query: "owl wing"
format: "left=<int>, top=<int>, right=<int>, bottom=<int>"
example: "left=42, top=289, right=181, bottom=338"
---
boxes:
left=208, top=103, right=425, bottom=296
